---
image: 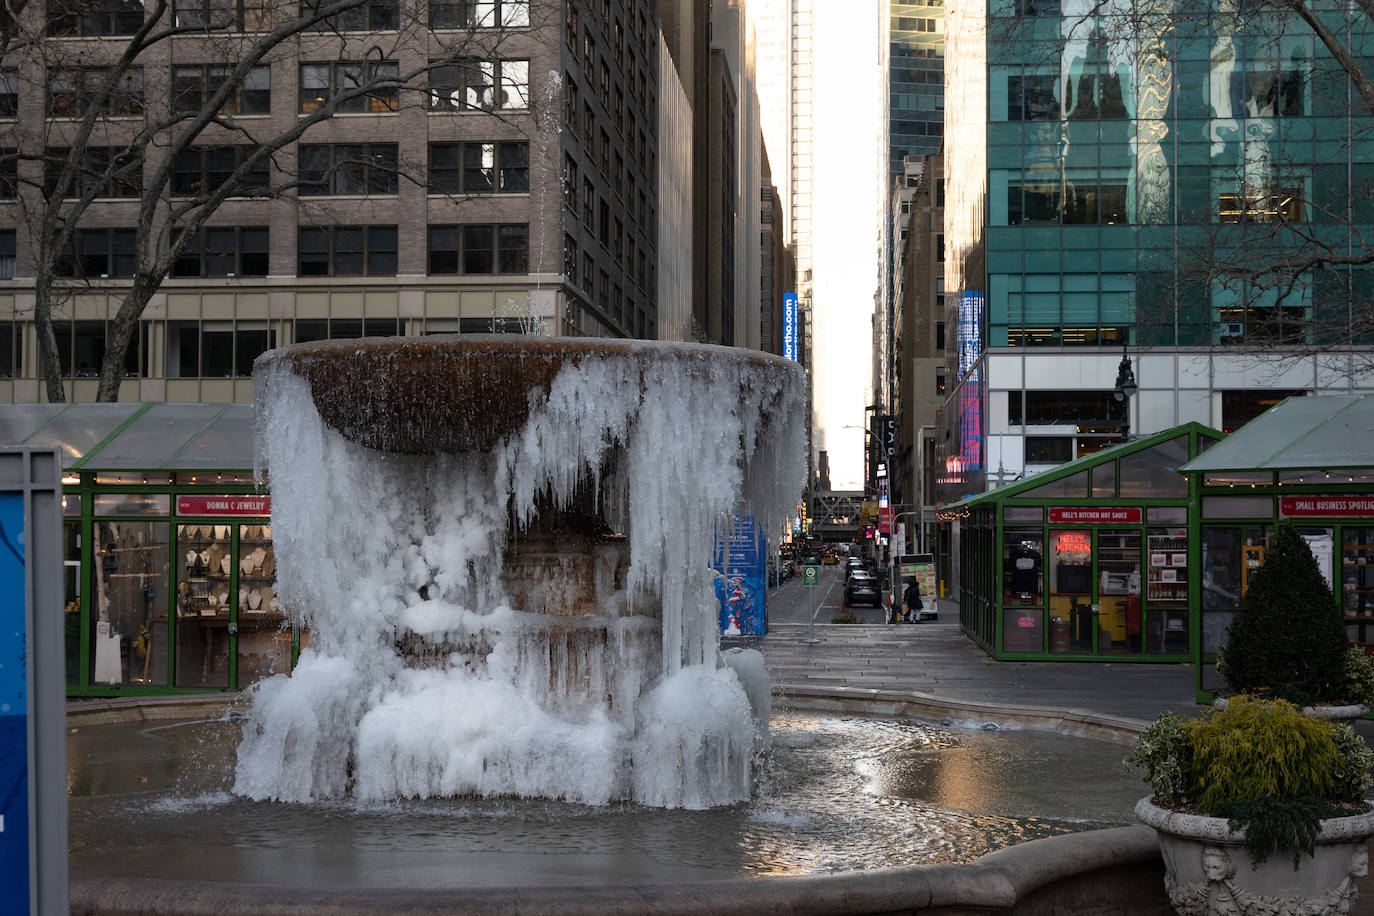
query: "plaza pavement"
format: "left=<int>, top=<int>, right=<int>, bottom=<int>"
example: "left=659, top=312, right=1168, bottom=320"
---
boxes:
left=728, top=596, right=1202, bottom=729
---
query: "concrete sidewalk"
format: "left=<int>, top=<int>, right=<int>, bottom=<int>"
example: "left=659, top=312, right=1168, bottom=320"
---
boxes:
left=730, top=597, right=1202, bottom=728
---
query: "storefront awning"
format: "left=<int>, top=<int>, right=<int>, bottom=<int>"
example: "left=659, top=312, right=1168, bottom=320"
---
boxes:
left=1180, top=395, right=1374, bottom=473
left=0, top=403, right=254, bottom=470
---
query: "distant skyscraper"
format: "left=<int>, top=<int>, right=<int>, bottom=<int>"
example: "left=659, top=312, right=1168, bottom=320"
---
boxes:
left=886, top=0, right=945, bottom=169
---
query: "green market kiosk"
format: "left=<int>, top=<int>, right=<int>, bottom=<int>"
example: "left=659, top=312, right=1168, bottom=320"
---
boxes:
left=1, top=402, right=297, bottom=697
left=941, top=422, right=1223, bottom=664
left=1177, top=394, right=1374, bottom=701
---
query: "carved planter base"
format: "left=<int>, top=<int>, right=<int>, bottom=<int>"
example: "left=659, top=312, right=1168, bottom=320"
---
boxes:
left=1136, top=796, right=1374, bottom=915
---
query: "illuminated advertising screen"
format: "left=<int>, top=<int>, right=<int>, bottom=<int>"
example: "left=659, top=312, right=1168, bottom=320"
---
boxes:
left=957, top=291, right=984, bottom=379
left=782, top=293, right=799, bottom=361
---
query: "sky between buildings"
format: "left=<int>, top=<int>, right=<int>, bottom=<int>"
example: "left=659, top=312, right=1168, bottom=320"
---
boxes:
left=810, top=0, right=881, bottom=490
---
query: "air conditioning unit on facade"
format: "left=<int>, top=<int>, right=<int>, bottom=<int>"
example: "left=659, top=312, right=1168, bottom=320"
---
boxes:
left=1220, top=321, right=1245, bottom=338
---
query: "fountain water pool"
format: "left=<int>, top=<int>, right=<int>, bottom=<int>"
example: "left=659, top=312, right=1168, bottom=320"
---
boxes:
left=68, top=711, right=1144, bottom=889
left=236, top=337, right=806, bottom=808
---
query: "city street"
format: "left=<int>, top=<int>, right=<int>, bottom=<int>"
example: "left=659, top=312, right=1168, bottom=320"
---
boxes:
left=766, top=562, right=895, bottom=626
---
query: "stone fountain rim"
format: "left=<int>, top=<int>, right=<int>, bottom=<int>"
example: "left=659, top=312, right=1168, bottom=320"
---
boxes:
left=254, top=333, right=801, bottom=371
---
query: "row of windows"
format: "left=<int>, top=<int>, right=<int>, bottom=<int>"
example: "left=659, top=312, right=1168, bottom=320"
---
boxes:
left=3, top=224, right=531, bottom=279
left=29, top=59, right=530, bottom=120
left=0, top=314, right=552, bottom=381
left=26, top=142, right=530, bottom=200
left=47, top=0, right=530, bottom=36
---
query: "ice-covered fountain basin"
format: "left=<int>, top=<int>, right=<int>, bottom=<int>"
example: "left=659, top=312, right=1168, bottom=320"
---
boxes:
left=256, top=335, right=797, bottom=454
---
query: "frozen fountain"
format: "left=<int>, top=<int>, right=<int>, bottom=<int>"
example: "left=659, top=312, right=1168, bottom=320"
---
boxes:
left=233, top=335, right=807, bottom=809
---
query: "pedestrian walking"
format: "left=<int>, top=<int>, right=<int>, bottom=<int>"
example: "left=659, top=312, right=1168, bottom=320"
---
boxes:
left=902, top=578, right=923, bottom=623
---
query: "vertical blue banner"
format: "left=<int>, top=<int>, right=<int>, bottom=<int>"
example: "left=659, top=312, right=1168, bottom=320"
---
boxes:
left=782, top=293, right=798, bottom=361
left=0, top=492, right=28, bottom=913
left=714, top=512, right=767, bottom=636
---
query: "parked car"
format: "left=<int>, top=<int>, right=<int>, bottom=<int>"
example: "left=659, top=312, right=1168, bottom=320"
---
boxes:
left=844, top=570, right=881, bottom=607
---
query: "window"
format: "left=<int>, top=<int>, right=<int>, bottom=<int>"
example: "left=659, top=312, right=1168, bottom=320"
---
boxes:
left=171, top=227, right=268, bottom=277
left=166, top=320, right=274, bottom=377
left=427, top=223, right=528, bottom=275
left=295, top=317, right=399, bottom=342
left=0, top=318, right=16, bottom=377
left=0, top=150, right=15, bottom=199
left=299, top=61, right=399, bottom=113
left=173, top=65, right=270, bottom=115
left=48, top=68, right=143, bottom=117
left=563, top=154, right=578, bottom=209
left=427, top=141, right=527, bottom=194
left=1008, top=390, right=1121, bottom=426
left=55, top=228, right=136, bottom=278
left=45, top=147, right=143, bottom=199
left=1062, top=55, right=1127, bottom=120
left=562, top=76, right=578, bottom=131
left=173, top=0, right=268, bottom=30
left=1217, top=185, right=1306, bottom=223
left=563, top=233, right=577, bottom=284
left=171, top=147, right=270, bottom=197
left=47, top=0, right=144, bottom=35
left=1007, top=73, right=1058, bottom=121
left=52, top=320, right=141, bottom=377
left=298, top=226, right=397, bottom=276
left=0, top=230, right=13, bottom=280
left=299, top=143, right=397, bottom=195
left=428, top=59, right=528, bottom=111
left=0, top=72, right=17, bottom=117
left=301, top=0, right=396, bottom=30
left=1025, top=436, right=1074, bottom=463
left=429, top=0, right=527, bottom=28
left=582, top=178, right=594, bottom=226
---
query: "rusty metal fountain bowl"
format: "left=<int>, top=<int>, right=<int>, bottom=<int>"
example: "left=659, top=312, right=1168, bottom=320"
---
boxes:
left=254, top=335, right=794, bottom=455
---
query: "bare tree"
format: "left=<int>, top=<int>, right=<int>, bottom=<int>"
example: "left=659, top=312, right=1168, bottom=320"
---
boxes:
left=3, top=0, right=546, bottom=400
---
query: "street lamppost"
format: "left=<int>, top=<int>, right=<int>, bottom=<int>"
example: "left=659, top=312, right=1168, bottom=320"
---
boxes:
left=1112, top=343, right=1138, bottom=442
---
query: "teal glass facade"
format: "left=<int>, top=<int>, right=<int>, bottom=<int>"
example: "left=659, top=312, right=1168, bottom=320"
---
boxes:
left=976, top=4, right=1374, bottom=349
left=936, top=0, right=1374, bottom=504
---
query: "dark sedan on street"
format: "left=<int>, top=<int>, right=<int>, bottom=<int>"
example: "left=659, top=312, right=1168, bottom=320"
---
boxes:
left=843, top=570, right=881, bottom=608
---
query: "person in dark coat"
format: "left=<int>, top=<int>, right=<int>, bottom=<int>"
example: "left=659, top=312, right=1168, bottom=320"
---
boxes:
left=901, top=578, right=922, bottom=623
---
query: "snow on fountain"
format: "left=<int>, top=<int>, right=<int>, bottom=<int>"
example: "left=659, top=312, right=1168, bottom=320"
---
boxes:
left=233, top=337, right=806, bottom=809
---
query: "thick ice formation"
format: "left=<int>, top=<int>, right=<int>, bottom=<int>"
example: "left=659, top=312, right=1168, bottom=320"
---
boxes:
left=234, top=341, right=806, bottom=808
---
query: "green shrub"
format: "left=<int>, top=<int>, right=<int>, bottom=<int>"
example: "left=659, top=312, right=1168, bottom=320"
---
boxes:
left=1126, top=696, right=1372, bottom=868
left=1184, top=696, right=1340, bottom=812
left=1217, top=526, right=1348, bottom=705
left=1122, top=711, right=1191, bottom=804
left=1343, top=645, right=1374, bottom=707
left=830, top=611, right=860, bottom=624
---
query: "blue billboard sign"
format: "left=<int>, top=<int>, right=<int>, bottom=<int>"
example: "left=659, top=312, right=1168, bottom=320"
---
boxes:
left=782, top=293, right=799, bottom=361
left=714, top=512, right=767, bottom=636
left=0, top=491, right=28, bottom=912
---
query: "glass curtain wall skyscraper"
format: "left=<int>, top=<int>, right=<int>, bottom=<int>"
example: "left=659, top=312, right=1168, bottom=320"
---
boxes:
left=939, top=0, right=1374, bottom=505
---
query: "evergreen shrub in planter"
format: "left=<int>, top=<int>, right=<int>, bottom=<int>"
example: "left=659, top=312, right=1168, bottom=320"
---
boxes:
left=1217, top=525, right=1374, bottom=709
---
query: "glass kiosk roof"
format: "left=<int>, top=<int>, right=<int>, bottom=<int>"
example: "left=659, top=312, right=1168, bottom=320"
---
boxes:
left=0, top=403, right=254, bottom=470
left=1180, top=395, right=1374, bottom=473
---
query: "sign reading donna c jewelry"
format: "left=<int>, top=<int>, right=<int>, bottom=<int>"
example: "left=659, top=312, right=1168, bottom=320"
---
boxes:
left=1281, top=496, right=1374, bottom=518
left=1048, top=507, right=1142, bottom=524
left=176, top=495, right=272, bottom=517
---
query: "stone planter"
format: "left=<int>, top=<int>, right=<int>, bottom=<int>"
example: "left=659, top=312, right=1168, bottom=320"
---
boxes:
left=1135, top=796, right=1374, bottom=915
left=1212, top=696, right=1369, bottom=723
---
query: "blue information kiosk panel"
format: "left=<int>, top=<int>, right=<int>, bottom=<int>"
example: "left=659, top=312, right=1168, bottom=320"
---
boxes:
left=0, top=490, right=27, bottom=910
left=0, top=448, right=67, bottom=916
